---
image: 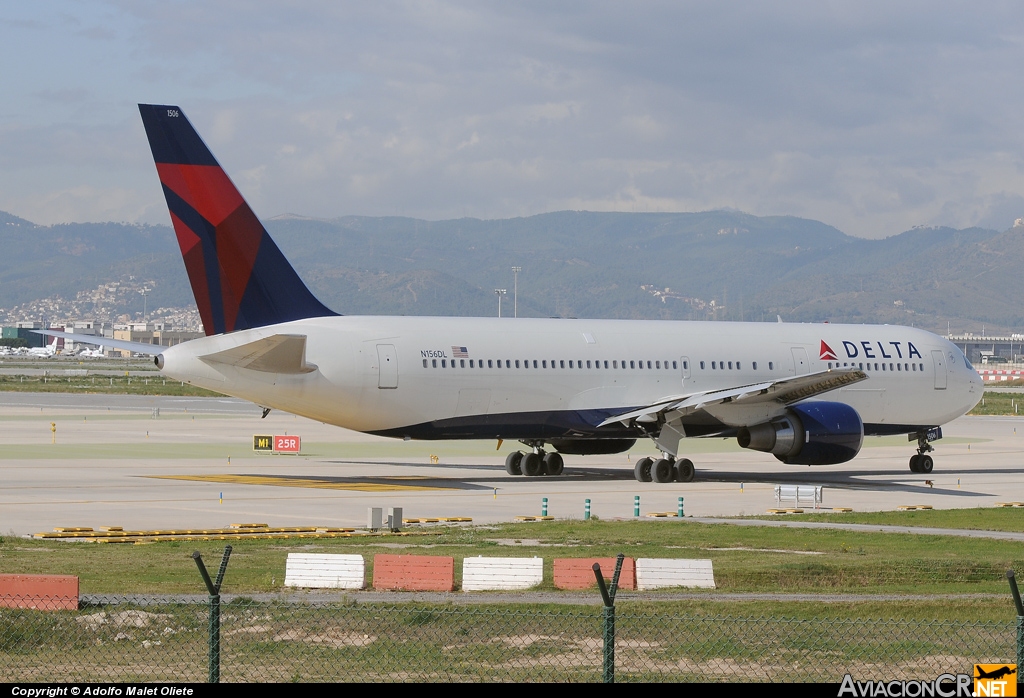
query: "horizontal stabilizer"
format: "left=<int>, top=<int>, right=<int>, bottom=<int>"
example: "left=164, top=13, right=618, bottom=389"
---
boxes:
left=34, top=330, right=165, bottom=356
left=200, top=334, right=316, bottom=374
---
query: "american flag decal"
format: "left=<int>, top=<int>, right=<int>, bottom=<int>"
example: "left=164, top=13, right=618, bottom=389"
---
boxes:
left=452, top=346, right=469, bottom=358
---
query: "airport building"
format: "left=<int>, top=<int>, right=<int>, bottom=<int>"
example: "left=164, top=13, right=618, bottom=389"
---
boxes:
left=948, top=333, right=1024, bottom=365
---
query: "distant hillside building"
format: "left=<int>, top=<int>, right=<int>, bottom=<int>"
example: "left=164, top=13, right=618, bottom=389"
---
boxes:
left=112, top=322, right=203, bottom=357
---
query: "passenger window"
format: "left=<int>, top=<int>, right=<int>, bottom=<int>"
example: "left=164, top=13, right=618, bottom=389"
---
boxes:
left=423, top=359, right=428, bottom=368
left=613, top=360, right=618, bottom=368
left=587, top=360, right=592, bottom=368
left=488, top=360, right=493, bottom=368
left=630, top=361, right=636, bottom=369
left=736, top=362, right=741, bottom=370
left=460, top=359, right=465, bottom=368
left=506, top=360, right=511, bottom=368
left=515, top=360, right=520, bottom=368
left=752, top=361, right=757, bottom=370
left=442, top=359, right=447, bottom=368
left=700, top=361, right=705, bottom=369
left=768, top=362, right=773, bottom=370
left=433, top=359, right=438, bottom=368
left=560, top=360, right=565, bottom=368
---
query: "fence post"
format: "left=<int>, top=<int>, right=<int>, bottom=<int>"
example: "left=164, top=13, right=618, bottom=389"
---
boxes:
left=593, top=553, right=626, bottom=684
left=193, top=546, right=232, bottom=683
left=1007, top=570, right=1024, bottom=668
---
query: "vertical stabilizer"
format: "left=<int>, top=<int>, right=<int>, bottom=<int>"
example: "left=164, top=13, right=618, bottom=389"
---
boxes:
left=139, top=104, right=337, bottom=335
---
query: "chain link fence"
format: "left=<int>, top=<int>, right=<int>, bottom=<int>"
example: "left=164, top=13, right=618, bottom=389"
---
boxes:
left=0, top=594, right=1014, bottom=682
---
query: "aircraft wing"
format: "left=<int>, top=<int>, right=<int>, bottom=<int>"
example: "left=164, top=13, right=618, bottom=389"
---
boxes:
left=33, top=330, right=165, bottom=356
left=599, top=367, right=868, bottom=429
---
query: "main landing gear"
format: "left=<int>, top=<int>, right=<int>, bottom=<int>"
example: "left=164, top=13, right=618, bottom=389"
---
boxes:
left=505, top=446, right=564, bottom=477
left=633, top=455, right=695, bottom=483
left=909, top=432, right=935, bottom=474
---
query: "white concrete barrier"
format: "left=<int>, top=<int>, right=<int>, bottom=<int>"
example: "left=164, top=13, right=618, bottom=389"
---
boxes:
left=462, top=556, right=543, bottom=591
left=636, top=558, right=715, bottom=589
left=284, top=553, right=365, bottom=589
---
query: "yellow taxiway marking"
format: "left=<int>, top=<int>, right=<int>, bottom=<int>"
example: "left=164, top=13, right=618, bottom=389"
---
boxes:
left=149, top=473, right=456, bottom=492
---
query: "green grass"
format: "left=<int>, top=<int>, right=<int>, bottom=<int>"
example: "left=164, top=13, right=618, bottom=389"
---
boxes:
left=969, top=391, right=1024, bottom=415
left=0, top=374, right=223, bottom=396
left=763, top=507, right=1024, bottom=532
left=3, top=516, right=1024, bottom=604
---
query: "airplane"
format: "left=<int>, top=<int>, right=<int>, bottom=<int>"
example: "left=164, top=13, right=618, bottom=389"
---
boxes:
left=78, top=346, right=106, bottom=358
left=27, top=336, right=60, bottom=358
left=40, top=104, right=984, bottom=483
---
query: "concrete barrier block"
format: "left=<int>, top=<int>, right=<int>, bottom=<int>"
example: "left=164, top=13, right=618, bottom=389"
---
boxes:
left=553, top=557, right=637, bottom=590
left=636, top=558, right=715, bottom=589
left=462, top=557, right=543, bottom=591
left=372, top=554, right=455, bottom=591
left=284, top=553, right=365, bottom=589
left=0, top=574, right=79, bottom=610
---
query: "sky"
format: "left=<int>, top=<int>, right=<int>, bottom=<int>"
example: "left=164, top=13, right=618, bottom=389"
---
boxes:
left=1, top=1, right=1023, bottom=238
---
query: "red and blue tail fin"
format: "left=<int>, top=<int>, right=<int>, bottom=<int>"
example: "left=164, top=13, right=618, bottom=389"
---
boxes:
left=139, top=104, right=337, bottom=336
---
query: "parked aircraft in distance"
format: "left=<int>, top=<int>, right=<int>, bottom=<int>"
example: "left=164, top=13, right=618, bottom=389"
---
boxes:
left=27, top=336, right=60, bottom=358
left=42, top=105, right=984, bottom=482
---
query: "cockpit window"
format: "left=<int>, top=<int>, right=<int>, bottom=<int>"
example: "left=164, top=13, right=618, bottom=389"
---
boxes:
left=955, top=346, right=973, bottom=370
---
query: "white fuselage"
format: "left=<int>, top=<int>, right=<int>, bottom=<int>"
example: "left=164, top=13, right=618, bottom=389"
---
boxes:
left=159, top=316, right=982, bottom=447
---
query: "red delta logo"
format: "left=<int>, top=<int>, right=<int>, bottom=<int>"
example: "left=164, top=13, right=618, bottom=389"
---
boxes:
left=820, top=340, right=838, bottom=361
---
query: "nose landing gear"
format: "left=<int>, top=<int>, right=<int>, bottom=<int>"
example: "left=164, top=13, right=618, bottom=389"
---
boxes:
left=909, top=430, right=938, bottom=474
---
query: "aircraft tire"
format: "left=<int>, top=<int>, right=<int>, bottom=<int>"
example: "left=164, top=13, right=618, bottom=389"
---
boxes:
left=675, top=458, right=695, bottom=483
left=522, top=452, right=544, bottom=477
left=652, top=458, right=674, bottom=483
left=909, top=455, right=921, bottom=473
left=918, top=454, right=933, bottom=474
left=543, top=452, right=564, bottom=476
left=634, top=457, right=653, bottom=482
left=505, top=451, right=524, bottom=476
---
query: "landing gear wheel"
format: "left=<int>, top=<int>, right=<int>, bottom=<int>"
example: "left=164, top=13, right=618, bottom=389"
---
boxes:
left=917, top=454, right=933, bottom=474
left=543, top=452, right=564, bottom=476
left=505, top=450, right=524, bottom=476
left=522, top=452, right=544, bottom=477
left=909, top=454, right=921, bottom=473
left=652, top=458, right=675, bottom=483
left=675, top=458, right=695, bottom=483
left=634, top=457, right=653, bottom=482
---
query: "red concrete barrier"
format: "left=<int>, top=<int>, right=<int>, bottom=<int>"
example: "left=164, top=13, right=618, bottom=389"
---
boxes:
left=553, top=557, right=636, bottom=591
left=372, top=554, right=455, bottom=591
left=0, top=574, right=79, bottom=610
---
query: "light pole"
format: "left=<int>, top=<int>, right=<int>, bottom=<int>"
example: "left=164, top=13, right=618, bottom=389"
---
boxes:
left=494, top=289, right=507, bottom=318
left=140, top=287, right=151, bottom=323
left=511, top=266, right=521, bottom=318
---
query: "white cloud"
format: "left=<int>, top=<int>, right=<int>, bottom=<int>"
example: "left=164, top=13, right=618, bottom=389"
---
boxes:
left=0, top=1, right=1023, bottom=236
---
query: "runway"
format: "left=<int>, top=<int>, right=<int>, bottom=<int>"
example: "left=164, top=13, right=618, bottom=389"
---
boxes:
left=2, top=392, right=1023, bottom=536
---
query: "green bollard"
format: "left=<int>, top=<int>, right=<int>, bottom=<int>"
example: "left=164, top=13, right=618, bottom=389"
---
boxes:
left=585, top=498, right=591, bottom=520
left=634, top=495, right=640, bottom=517
left=542, top=497, right=548, bottom=517
left=678, top=496, right=684, bottom=517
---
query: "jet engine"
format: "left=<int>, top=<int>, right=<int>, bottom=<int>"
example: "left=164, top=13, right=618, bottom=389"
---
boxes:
left=735, top=401, right=863, bottom=465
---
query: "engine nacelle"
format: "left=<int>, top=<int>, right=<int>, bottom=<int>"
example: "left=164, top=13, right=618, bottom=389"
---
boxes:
left=736, top=401, right=863, bottom=465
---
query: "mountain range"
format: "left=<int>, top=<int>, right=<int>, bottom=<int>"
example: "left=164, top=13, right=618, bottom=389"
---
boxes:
left=1, top=208, right=1020, bottom=334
